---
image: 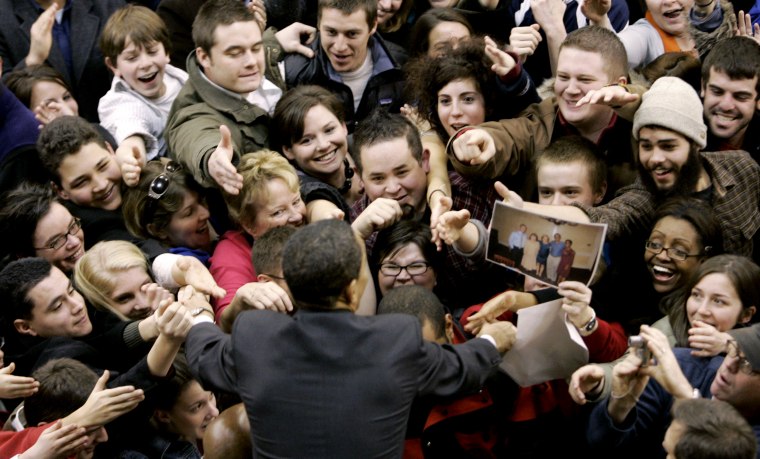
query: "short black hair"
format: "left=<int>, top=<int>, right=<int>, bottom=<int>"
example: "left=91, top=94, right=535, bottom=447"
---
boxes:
left=37, top=116, right=107, bottom=185
left=0, top=258, right=53, bottom=325
left=377, top=285, right=446, bottom=340
left=353, top=109, right=422, bottom=175
left=282, top=219, right=361, bottom=308
left=252, top=226, right=297, bottom=275
left=0, top=182, right=58, bottom=259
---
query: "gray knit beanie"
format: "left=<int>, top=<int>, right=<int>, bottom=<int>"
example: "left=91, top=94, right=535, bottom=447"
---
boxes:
left=633, top=76, right=707, bottom=149
left=729, top=324, right=760, bottom=372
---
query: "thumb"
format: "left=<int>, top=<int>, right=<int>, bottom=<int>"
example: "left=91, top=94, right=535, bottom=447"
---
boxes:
left=131, top=146, right=141, bottom=162
left=218, top=125, right=233, bottom=158
left=94, top=370, right=110, bottom=392
left=494, top=181, right=511, bottom=199
left=298, top=45, right=315, bottom=58
left=0, top=362, right=14, bottom=374
left=531, top=23, right=541, bottom=32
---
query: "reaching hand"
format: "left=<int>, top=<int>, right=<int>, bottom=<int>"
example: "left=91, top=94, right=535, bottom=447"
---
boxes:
left=175, top=256, right=226, bottom=299
left=484, top=36, right=517, bottom=77
left=465, top=291, right=519, bottom=334
left=429, top=194, right=453, bottom=250
left=275, top=22, right=317, bottom=58
left=509, top=24, right=542, bottom=64
left=494, top=181, right=524, bottom=208
left=68, top=370, right=145, bottom=428
left=575, top=85, right=639, bottom=109
left=208, top=125, right=243, bottom=195
left=451, top=129, right=496, bottom=165
left=26, top=3, right=57, bottom=66
left=0, top=362, right=39, bottom=399
left=155, top=297, right=193, bottom=342
left=234, top=282, right=293, bottom=313
left=688, top=321, right=732, bottom=357
left=569, top=364, right=605, bottom=405
left=18, top=421, right=89, bottom=459
left=436, top=208, right=471, bottom=247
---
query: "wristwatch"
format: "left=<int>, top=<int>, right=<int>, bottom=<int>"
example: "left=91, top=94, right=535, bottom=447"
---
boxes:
left=582, top=312, right=597, bottom=333
left=191, top=307, right=213, bottom=317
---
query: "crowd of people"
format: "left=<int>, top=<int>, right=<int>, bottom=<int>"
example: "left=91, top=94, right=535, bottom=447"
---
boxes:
left=1, top=0, right=760, bottom=456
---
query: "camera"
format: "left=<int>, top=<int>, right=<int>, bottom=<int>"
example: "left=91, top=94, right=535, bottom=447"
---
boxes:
left=628, top=335, right=652, bottom=367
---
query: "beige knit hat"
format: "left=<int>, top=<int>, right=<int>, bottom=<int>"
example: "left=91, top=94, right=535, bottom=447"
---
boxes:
left=633, top=76, right=707, bottom=149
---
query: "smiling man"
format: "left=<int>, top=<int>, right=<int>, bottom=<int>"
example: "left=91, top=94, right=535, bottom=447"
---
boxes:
left=447, top=26, right=638, bottom=201
left=702, top=37, right=760, bottom=163
left=165, top=0, right=282, bottom=193
left=283, top=0, right=406, bottom=132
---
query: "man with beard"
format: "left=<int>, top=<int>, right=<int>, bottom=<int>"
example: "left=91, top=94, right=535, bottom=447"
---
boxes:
left=503, top=76, right=760, bottom=258
left=702, top=37, right=760, bottom=163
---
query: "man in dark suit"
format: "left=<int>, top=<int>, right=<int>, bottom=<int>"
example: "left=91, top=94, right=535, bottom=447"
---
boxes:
left=0, top=0, right=125, bottom=121
left=186, top=219, right=516, bottom=458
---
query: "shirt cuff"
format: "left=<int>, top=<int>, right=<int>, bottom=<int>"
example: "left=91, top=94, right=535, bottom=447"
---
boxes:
left=192, top=314, right=215, bottom=326
left=479, top=334, right=497, bottom=348
left=152, top=253, right=181, bottom=289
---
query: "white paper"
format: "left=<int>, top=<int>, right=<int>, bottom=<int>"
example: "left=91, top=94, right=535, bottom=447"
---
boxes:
left=499, top=299, right=589, bottom=387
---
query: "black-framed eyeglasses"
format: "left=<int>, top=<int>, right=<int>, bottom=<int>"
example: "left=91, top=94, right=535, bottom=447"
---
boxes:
left=726, top=340, right=757, bottom=375
left=148, top=161, right=182, bottom=201
left=644, top=240, right=707, bottom=262
left=35, top=218, right=82, bottom=251
left=380, top=262, right=431, bottom=277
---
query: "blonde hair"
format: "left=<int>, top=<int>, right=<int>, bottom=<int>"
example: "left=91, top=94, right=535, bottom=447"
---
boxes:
left=224, top=150, right=300, bottom=228
left=74, top=240, right=150, bottom=320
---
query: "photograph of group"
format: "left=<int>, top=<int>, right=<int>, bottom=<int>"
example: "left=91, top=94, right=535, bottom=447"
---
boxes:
left=487, top=203, right=607, bottom=287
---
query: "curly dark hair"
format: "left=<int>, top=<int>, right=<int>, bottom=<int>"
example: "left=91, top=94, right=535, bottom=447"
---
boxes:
left=404, top=37, right=496, bottom=140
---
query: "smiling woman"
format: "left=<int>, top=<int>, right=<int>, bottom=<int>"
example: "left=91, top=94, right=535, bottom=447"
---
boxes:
left=0, top=183, right=85, bottom=274
left=272, top=85, right=363, bottom=213
left=122, top=159, right=215, bottom=261
left=74, top=240, right=173, bottom=321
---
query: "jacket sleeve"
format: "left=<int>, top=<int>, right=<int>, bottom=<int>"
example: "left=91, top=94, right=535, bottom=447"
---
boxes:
left=571, top=179, right=656, bottom=241
left=185, top=322, right=238, bottom=394
left=415, top=335, right=502, bottom=399
left=446, top=101, right=551, bottom=180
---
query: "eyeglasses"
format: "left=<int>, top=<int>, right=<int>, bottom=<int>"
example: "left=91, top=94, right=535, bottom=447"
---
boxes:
left=148, top=161, right=182, bottom=201
left=35, top=218, right=82, bottom=251
left=644, top=240, right=707, bottom=262
left=726, top=340, right=757, bottom=375
left=380, top=262, right=431, bottom=277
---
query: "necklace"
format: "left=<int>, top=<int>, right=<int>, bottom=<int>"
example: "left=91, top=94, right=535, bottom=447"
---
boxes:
left=337, top=159, right=354, bottom=194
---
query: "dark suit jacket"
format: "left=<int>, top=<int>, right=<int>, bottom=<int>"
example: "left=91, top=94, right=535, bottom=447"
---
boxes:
left=186, top=309, right=501, bottom=458
left=0, top=0, right=125, bottom=122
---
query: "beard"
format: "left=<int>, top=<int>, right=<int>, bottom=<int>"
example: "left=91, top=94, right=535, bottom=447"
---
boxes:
left=639, top=145, right=703, bottom=202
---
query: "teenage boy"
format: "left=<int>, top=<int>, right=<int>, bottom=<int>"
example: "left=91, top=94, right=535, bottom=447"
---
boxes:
left=283, top=0, right=406, bottom=132
left=98, top=4, right=188, bottom=185
left=448, top=26, right=639, bottom=200
left=701, top=36, right=760, bottom=163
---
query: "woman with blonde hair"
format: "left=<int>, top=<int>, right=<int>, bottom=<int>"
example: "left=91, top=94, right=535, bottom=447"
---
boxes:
left=75, top=240, right=173, bottom=321
left=210, top=150, right=307, bottom=321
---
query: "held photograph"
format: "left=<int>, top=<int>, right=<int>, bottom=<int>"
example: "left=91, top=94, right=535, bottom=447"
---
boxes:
left=486, top=202, right=608, bottom=287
